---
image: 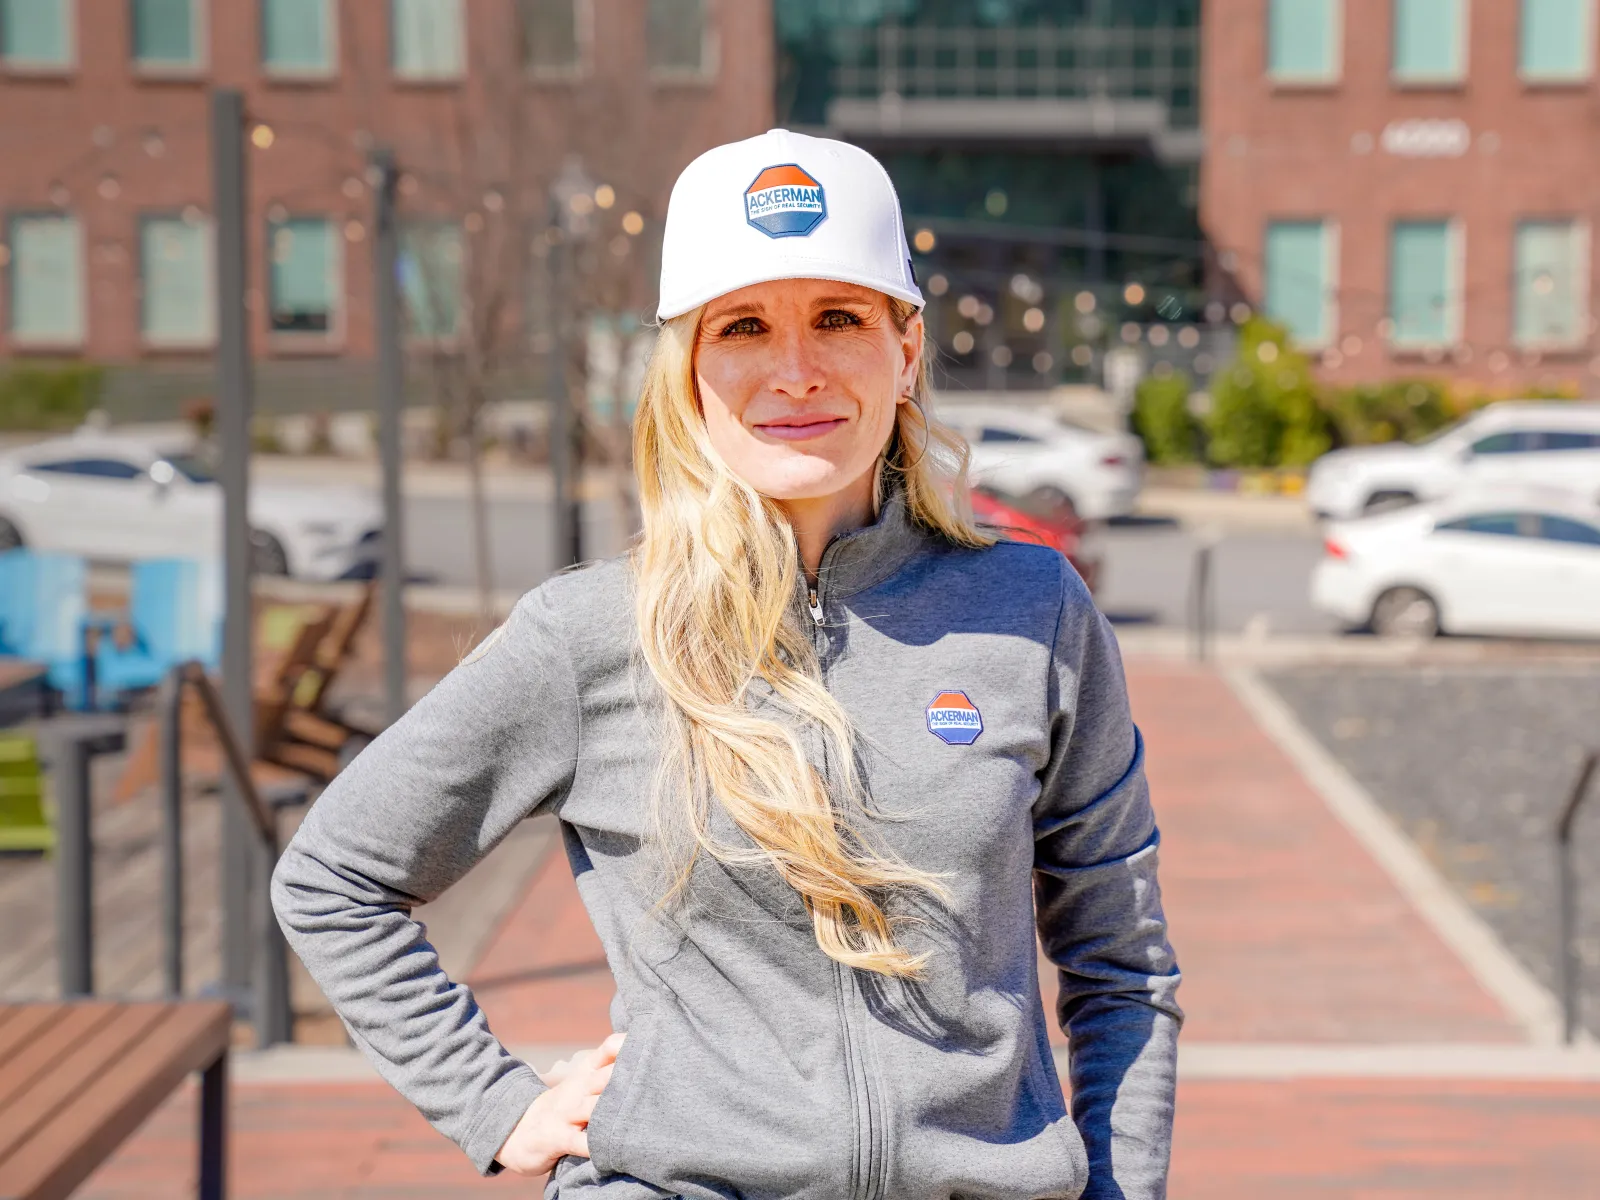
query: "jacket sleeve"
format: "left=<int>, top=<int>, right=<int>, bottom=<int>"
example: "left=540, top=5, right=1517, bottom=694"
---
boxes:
left=270, top=584, right=580, bottom=1175
left=1033, top=558, right=1182, bottom=1200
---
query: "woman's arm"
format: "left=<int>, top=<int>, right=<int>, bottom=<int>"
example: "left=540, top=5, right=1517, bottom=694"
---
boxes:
left=1033, top=559, right=1183, bottom=1200
left=271, top=585, right=581, bottom=1175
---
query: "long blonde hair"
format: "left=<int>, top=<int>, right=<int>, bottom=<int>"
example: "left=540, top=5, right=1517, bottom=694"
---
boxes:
left=630, top=296, right=993, bottom=978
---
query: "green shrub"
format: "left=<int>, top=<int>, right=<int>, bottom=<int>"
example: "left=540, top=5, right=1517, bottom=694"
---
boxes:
left=0, top=362, right=104, bottom=431
left=1132, top=371, right=1203, bottom=464
left=1205, top=317, right=1331, bottom=468
left=1328, top=380, right=1452, bottom=447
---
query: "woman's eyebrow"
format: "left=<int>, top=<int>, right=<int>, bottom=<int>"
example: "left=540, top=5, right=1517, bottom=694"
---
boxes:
left=704, top=303, right=765, bottom=324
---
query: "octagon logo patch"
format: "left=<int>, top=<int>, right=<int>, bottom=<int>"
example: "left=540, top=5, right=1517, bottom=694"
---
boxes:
left=744, top=164, right=827, bottom=238
left=926, top=691, right=983, bottom=746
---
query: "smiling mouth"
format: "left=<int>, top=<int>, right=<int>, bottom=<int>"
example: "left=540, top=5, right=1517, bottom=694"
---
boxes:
left=752, top=417, right=847, bottom=442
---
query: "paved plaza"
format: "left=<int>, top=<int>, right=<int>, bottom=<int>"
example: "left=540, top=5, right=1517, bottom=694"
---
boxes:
left=69, top=659, right=1600, bottom=1197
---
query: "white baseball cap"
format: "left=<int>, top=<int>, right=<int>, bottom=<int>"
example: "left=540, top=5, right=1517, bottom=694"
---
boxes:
left=656, top=128, right=925, bottom=322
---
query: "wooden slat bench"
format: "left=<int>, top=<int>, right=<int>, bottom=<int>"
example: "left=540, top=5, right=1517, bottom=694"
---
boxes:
left=0, top=1000, right=230, bottom=1200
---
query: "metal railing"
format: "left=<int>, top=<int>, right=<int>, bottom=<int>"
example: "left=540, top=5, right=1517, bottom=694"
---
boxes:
left=1557, top=753, right=1598, bottom=1044
left=159, top=661, right=298, bottom=1048
left=831, top=22, right=1200, bottom=127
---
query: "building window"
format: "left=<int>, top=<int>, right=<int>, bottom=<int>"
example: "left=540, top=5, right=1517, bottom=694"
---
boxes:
left=1, top=0, right=71, bottom=68
left=131, top=0, right=200, bottom=69
left=399, top=220, right=463, bottom=339
left=1267, top=0, right=1340, bottom=83
left=8, top=214, right=84, bottom=344
left=1514, top=220, right=1587, bottom=346
left=1389, top=220, right=1459, bottom=346
left=1521, top=0, right=1593, bottom=80
left=268, top=216, right=339, bottom=335
left=392, top=0, right=463, bottom=79
left=140, top=215, right=214, bottom=346
left=648, top=0, right=710, bottom=77
left=1393, top=0, right=1466, bottom=84
left=1264, top=220, right=1335, bottom=346
left=522, top=0, right=579, bottom=74
left=263, top=0, right=335, bottom=75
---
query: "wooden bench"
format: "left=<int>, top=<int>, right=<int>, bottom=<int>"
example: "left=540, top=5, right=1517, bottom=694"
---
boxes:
left=0, top=1000, right=230, bottom=1200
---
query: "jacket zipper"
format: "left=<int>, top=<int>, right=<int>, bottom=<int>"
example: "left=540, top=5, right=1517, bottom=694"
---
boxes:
left=805, top=567, right=881, bottom=1200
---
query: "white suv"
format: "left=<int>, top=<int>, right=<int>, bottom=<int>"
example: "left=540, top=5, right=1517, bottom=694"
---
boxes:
left=1305, top=402, right=1600, bottom=520
left=936, top=402, right=1145, bottom=521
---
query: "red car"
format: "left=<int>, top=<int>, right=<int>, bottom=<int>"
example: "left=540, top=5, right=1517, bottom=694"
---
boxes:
left=970, top=486, right=1100, bottom=593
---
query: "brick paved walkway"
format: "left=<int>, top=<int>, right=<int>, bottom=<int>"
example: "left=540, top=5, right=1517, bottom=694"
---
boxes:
left=77, top=657, right=1594, bottom=1197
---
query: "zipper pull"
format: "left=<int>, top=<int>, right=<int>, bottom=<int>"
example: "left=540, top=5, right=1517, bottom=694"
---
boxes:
left=807, top=588, right=824, bottom=625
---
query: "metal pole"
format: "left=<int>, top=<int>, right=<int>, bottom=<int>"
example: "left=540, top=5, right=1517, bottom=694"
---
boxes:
left=211, top=88, right=256, bottom=993
left=371, top=146, right=408, bottom=726
left=1189, top=542, right=1213, bottom=663
left=255, top=816, right=293, bottom=1047
left=1558, top=752, right=1598, bottom=1044
left=198, top=1050, right=227, bottom=1200
left=159, top=667, right=184, bottom=997
left=546, top=206, right=580, bottom=570
left=54, top=737, right=93, bottom=998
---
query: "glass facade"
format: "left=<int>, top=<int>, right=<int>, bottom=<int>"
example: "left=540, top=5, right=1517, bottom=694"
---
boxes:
left=9, top=214, right=84, bottom=343
left=392, top=0, right=464, bottom=78
left=1389, top=220, right=1457, bottom=345
left=399, top=220, right=464, bottom=339
left=523, top=0, right=580, bottom=72
left=1521, top=0, right=1592, bottom=80
left=1264, top=220, right=1333, bottom=345
left=268, top=217, right=339, bottom=335
left=132, top=0, right=198, bottom=67
left=263, top=0, right=334, bottom=73
left=1268, top=0, right=1339, bottom=82
left=1392, top=0, right=1464, bottom=83
left=775, top=0, right=1204, bottom=389
left=0, top=0, right=69, bottom=66
left=141, top=215, right=214, bottom=345
left=1514, top=220, right=1585, bottom=345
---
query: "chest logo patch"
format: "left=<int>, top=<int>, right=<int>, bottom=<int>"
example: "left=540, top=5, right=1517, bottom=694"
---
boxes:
left=926, top=691, right=983, bottom=746
left=744, top=163, right=827, bottom=238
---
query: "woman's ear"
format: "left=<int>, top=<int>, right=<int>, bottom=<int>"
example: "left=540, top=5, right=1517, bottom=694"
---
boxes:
left=897, top=311, right=925, bottom=400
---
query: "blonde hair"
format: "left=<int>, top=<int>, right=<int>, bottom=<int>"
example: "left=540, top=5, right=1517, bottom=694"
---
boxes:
left=630, top=295, right=994, bottom=978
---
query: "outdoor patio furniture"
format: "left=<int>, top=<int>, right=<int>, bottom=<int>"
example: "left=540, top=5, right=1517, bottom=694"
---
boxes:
left=0, top=551, right=94, bottom=711
left=0, top=1000, right=230, bottom=1200
left=0, top=731, right=51, bottom=853
left=92, top=558, right=223, bottom=711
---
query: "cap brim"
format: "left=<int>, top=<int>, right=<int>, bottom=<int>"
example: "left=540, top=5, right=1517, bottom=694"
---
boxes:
left=658, top=264, right=925, bottom=322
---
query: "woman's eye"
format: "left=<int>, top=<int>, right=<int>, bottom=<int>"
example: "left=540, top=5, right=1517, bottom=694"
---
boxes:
left=818, top=309, right=862, bottom=329
left=720, top=317, right=764, bottom=337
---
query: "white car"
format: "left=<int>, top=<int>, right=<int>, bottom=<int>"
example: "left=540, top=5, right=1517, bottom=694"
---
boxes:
left=1305, top=401, right=1600, bottom=520
left=0, top=432, right=383, bottom=581
left=1312, top=487, right=1600, bottom=639
left=937, top=402, right=1144, bottom=521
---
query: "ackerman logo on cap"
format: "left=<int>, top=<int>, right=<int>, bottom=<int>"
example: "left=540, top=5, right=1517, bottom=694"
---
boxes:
left=744, top=163, right=827, bottom=239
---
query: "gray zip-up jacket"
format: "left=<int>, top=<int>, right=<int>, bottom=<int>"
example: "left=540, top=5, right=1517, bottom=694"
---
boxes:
left=272, top=489, right=1182, bottom=1199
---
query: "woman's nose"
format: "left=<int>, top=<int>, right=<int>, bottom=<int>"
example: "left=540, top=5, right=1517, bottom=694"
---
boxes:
left=766, top=328, right=825, bottom=399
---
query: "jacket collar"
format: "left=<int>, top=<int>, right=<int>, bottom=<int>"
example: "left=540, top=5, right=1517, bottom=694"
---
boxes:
left=812, top=478, right=929, bottom=599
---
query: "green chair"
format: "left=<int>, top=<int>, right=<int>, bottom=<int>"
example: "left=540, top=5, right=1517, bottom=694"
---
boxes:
left=0, top=732, right=53, bottom=853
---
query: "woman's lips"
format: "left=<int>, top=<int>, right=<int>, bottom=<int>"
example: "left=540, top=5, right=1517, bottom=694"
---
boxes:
left=752, top=417, right=847, bottom=442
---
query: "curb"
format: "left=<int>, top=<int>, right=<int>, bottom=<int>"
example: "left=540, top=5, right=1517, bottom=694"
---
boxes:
left=1224, top=667, right=1573, bottom=1047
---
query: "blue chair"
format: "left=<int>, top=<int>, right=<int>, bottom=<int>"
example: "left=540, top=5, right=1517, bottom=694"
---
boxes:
left=94, top=558, right=224, bottom=708
left=0, top=549, right=95, bottom=709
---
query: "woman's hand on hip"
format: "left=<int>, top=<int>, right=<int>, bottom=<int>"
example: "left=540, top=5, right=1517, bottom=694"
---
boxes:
left=494, top=1032, right=626, bottom=1176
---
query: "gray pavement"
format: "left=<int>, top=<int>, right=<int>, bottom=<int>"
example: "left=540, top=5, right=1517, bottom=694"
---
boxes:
left=1263, top=664, right=1600, bottom=1038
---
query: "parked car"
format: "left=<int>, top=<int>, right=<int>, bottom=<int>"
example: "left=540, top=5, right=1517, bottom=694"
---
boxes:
left=970, top=485, right=1100, bottom=593
left=938, top=402, right=1144, bottom=522
left=0, top=433, right=383, bottom=581
left=1312, top=486, right=1600, bottom=639
left=1305, top=401, right=1600, bottom=520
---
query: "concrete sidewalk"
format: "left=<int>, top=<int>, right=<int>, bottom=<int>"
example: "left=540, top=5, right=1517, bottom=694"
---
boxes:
left=79, top=659, right=1600, bottom=1196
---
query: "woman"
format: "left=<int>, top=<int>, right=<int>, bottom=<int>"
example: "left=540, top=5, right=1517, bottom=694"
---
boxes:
left=273, top=128, right=1181, bottom=1199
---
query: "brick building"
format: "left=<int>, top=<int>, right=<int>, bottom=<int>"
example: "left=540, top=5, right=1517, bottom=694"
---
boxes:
left=0, top=0, right=772, bottom=417
left=1202, top=0, right=1600, bottom=392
